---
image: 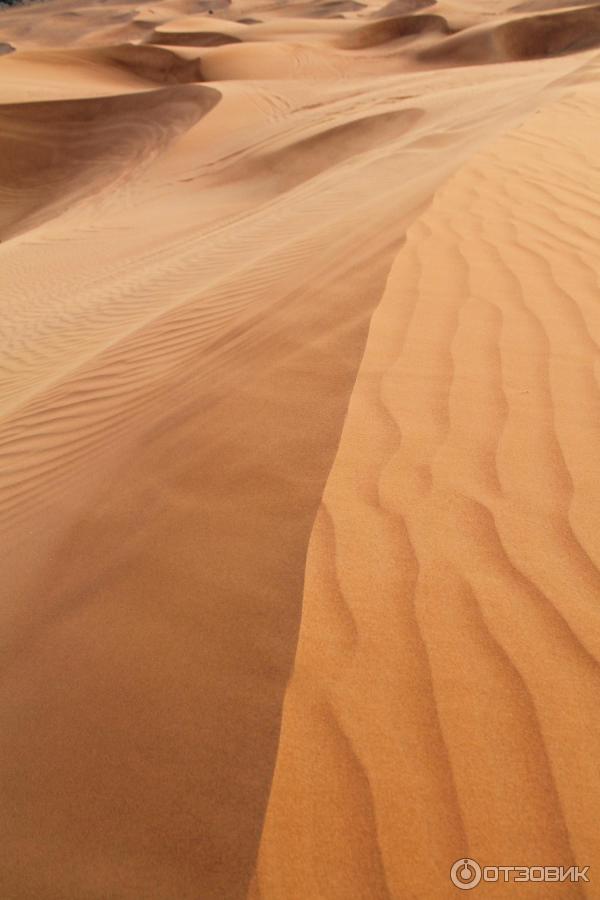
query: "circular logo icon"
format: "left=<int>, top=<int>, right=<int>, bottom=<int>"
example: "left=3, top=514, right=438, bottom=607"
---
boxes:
left=450, top=858, right=482, bottom=891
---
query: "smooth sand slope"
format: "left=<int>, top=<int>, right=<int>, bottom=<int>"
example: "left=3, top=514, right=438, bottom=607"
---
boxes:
left=1, top=0, right=600, bottom=897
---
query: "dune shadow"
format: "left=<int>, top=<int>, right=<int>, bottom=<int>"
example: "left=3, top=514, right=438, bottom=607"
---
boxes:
left=0, top=84, right=218, bottom=240
left=0, top=220, right=405, bottom=897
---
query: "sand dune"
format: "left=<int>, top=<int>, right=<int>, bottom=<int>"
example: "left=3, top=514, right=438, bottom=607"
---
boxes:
left=1, top=0, right=600, bottom=896
left=337, top=12, right=452, bottom=48
left=148, top=27, right=244, bottom=45
left=251, top=76, right=600, bottom=900
left=511, top=0, right=599, bottom=11
left=83, top=43, right=208, bottom=83
left=419, top=4, right=600, bottom=64
left=371, top=0, right=437, bottom=18
left=0, top=84, right=219, bottom=239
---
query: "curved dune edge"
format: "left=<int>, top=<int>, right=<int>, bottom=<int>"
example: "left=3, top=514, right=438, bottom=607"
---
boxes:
left=371, top=0, right=437, bottom=18
left=78, top=43, right=208, bottom=84
left=0, top=44, right=208, bottom=103
left=250, top=74, right=600, bottom=900
left=337, top=13, right=452, bottom=49
left=418, top=4, right=600, bottom=65
left=0, top=84, right=219, bottom=239
left=147, top=29, right=243, bottom=46
left=511, top=0, right=599, bottom=10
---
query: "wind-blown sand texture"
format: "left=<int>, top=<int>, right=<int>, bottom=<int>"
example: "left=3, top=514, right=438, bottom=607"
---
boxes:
left=1, top=0, right=600, bottom=896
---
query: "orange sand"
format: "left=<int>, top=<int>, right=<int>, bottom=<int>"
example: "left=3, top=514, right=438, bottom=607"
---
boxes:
left=1, top=0, right=600, bottom=896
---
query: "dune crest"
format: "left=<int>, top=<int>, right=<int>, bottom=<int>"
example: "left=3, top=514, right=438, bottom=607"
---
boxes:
left=418, top=4, right=600, bottom=64
left=252, top=70, right=600, bottom=900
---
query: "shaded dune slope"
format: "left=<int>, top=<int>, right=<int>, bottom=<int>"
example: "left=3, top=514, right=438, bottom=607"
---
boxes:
left=0, top=43, right=206, bottom=102
left=339, top=12, right=451, bottom=48
left=371, top=0, right=437, bottom=18
left=277, top=0, right=366, bottom=16
left=147, top=28, right=243, bottom=45
left=228, top=107, right=424, bottom=191
left=0, top=231, right=406, bottom=900
left=0, top=4, right=146, bottom=47
left=511, top=0, right=599, bottom=10
left=419, top=4, right=600, bottom=64
left=83, top=43, right=207, bottom=83
left=0, top=84, right=219, bottom=239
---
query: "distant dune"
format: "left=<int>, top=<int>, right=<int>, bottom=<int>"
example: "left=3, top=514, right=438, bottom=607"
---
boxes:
left=1, top=0, right=600, bottom=897
left=419, top=4, right=600, bottom=64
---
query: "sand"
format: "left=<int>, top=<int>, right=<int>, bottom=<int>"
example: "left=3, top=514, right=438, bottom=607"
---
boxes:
left=1, top=0, right=600, bottom=896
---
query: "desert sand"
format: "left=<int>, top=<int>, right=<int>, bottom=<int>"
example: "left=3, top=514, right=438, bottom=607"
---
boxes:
left=1, top=0, right=600, bottom=895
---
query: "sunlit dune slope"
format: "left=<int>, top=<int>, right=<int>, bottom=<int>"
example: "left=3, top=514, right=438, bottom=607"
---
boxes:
left=251, top=74, right=600, bottom=900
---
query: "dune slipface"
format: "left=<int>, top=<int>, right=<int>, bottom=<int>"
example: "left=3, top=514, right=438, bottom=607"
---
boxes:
left=1, top=0, right=600, bottom=898
left=0, top=85, right=218, bottom=239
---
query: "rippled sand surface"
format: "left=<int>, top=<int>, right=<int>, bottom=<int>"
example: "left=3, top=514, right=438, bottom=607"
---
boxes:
left=1, top=0, right=600, bottom=895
